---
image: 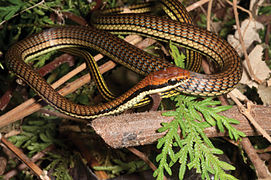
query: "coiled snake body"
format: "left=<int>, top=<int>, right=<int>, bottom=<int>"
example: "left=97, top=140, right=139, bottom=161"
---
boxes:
left=5, top=0, right=242, bottom=119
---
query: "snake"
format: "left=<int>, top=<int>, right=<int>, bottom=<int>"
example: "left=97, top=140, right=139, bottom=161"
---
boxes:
left=5, top=0, right=242, bottom=119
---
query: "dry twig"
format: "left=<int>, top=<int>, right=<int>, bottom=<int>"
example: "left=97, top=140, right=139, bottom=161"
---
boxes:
left=241, top=138, right=271, bottom=179
left=127, top=147, right=164, bottom=178
left=186, top=0, right=210, bottom=12
left=3, top=145, right=54, bottom=179
left=206, top=0, right=213, bottom=31
left=229, top=94, right=271, bottom=143
left=0, top=0, right=45, bottom=26
left=0, top=134, right=50, bottom=180
left=232, top=0, right=262, bottom=84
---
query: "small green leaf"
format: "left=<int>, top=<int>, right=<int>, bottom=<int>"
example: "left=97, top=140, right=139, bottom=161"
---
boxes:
left=173, top=133, right=183, bottom=147
left=164, top=163, right=172, bottom=175
left=197, top=122, right=211, bottom=129
left=8, top=0, right=23, bottom=5
left=218, top=161, right=235, bottom=171
left=153, top=169, right=158, bottom=177
left=205, top=158, right=215, bottom=174
left=200, top=98, right=220, bottom=106
left=157, top=139, right=164, bottom=149
left=156, top=153, right=163, bottom=162
left=226, top=118, right=241, bottom=124
left=33, top=8, right=45, bottom=16
left=4, top=7, right=20, bottom=20
left=212, top=105, right=232, bottom=113
left=157, top=125, right=169, bottom=133
left=27, top=120, right=46, bottom=126
left=40, top=133, right=51, bottom=143
left=210, top=148, right=223, bottom=154
left=228, top=129, right=233, bottom=140
left=169, top=41, right=186, bottom=68
left=42, top=16, right=54, bottom=24
left=168, top=148, right=176, bottom=162
left=202, top=112, right=216, bottom=126
left=189, top=106, right=201, bottom=121
left=216, top=118, right=225, bottom=133
left=238, top=131, right=246, bottom=138
left=222, top=173, right=239, bottom=180
left=178, top=119, right=187, bottom=137
left=179, top=161, right=186, bottom=179
left=162, top=110, right=178, bottom=117
left=22, top=125, right=40, bottom=132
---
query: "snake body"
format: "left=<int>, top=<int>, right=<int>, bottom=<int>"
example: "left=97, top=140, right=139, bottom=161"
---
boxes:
left=5, top=1, right=242, bottom=119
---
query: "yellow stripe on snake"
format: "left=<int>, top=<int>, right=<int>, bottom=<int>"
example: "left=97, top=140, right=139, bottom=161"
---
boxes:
left=5, top=0, right=242, bottom=119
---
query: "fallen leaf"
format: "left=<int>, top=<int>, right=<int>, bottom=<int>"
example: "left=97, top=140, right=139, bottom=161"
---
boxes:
left=258, top=85, right=271, bottom=105
left=240, top=45, right=271, bottom=88
left=240, top=44, right=271, bottom=105
left=228, top=18, right=264, bottom=55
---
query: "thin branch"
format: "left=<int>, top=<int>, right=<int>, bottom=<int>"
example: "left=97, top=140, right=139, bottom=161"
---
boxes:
left=224, top=0, right=253, bottom=20
left=241, top=138, right=271, bottom=178
left=225, top=0, right=254, bottom=47
left=186, top=0, right=210, bottom=12
left=3, top=145, right=54, bottom=179
left=127, top=147, right=157, bottom=172
left=264, top=24, right=270, bottom=62
left=228, top=93, right=271, bottom=178
left=67, top=133, right=109, bottom=179
left=0, top=133, right=50, bottom=180
left=206, top=0, right=213, bottom=31
left=0, top=0, right=45, bottom=26
left=232, top=0, right=262, bottom=84
left=229, top=93, right=271, bottom=143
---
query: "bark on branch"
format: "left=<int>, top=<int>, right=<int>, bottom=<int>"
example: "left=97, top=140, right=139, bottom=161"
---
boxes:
left=91, top=105, right=271, bottom=148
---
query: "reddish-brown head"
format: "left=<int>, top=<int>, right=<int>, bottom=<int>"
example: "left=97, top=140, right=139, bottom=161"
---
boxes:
left=146, top=67, right=190, bottom=86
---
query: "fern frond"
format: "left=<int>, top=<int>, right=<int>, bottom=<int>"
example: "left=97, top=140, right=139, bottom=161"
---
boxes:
left=154, top=94, right=244, bottom=179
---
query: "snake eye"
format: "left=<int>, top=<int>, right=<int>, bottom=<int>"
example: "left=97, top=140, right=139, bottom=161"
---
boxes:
left=168, top=78, right=177, bottom=85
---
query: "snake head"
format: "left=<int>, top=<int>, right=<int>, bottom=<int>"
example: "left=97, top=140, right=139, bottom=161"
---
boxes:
left=149, top=67, right=190, bottom=86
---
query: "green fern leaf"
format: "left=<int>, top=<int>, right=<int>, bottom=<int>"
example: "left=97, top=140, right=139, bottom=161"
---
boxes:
left=226, top=117, right=241, bottom=124
left=222, top=173, right=239, bottom=180
left=218, top=118, right=226, bottom=133
left=157, top=125, right=169, bottom=133
left=210, top=148, right=224, bottom=155
left=188, top=105, right=202, bottom=121
left=212, top=105, right=232, bottom=113
left=164, top=162, right=172, bottom=175
left=169, top=41, right=186, bottom=68
left=162, top=110, right=178, bottom=116
left=179, top=159, right=187, bottom=179
left=201, top=111, right=216, bottom=126
left=157, top=137, right=166, bottom=149
left=218, top=161, right=235, bottom=171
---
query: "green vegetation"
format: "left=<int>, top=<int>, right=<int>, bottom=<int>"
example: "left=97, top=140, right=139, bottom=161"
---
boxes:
left=0, top=1, right=250, bottom=179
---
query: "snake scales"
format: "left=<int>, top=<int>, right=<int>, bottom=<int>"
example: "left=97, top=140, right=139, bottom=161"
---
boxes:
left=5, top=0, right=242, bottom=119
